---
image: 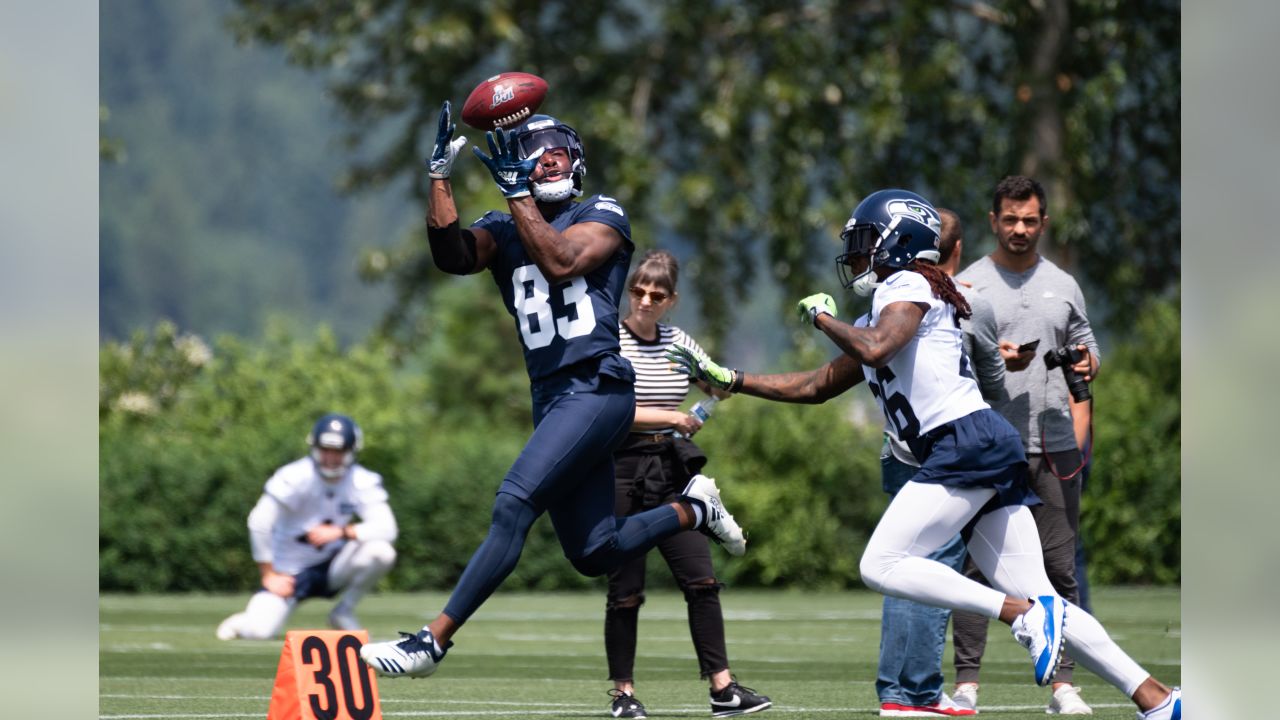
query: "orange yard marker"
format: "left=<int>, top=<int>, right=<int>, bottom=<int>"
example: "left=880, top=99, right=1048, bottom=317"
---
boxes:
left=267, top=630, right=382, bottom=720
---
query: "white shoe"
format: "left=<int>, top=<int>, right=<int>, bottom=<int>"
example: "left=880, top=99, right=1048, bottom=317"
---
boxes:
left=1135, top=687, right=1181, bottom=720
left=215, top=613, right=242, bottom=641
left=1012, top=595, right=1066, bottom=686
left=681, top=474, right=746, bottom=556
left=1047, top=685, right=1093, bottom=715
left=951, top=683, right=979, bottom=711
left=328, top=607, right=362, bottom=631
left=359, top=627, right=448, bottom=678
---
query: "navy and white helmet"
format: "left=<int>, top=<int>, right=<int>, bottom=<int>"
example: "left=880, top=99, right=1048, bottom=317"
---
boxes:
left=306, top=413, right=363, bottom=480
left=836, top=189, right=943, bottom=296
left=510, top=114, right=586, bottom=203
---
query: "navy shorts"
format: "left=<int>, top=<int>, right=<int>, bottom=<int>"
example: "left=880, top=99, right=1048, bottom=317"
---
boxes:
left=500, top=367, right=636, bottom=561
left=906, top=408, right=1038, bottom=509
left=256, top=556, right=338, bottom=602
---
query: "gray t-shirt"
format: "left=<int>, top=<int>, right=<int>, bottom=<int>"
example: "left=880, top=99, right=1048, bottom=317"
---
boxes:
left=957, top=255, right=1099, bottom=453
left=887, top=283, right=1006, bottom=467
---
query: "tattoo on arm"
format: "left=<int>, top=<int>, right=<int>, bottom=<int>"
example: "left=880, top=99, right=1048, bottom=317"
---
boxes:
left=740, top=354, right=864, bottom=403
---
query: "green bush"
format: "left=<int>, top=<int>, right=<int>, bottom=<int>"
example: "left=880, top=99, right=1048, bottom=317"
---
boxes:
left=100, top=297, right=1181, bottom=592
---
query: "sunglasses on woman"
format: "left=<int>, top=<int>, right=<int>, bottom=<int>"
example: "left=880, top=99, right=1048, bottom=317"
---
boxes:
left=628, top=287, right=670, bottom=303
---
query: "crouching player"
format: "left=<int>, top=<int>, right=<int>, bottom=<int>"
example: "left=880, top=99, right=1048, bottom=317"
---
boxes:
left=216, top=414, right=398, bottom=639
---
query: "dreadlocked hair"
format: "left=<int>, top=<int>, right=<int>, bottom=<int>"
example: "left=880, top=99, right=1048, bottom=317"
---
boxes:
left=907, top=260, right=971, bottom=321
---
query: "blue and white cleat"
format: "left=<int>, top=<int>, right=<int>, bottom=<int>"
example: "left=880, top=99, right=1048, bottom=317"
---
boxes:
left=1011, top=595, right=1066, bottom=686
left=359, top=626, right=449, bottom=679
left=681, top=474, right=746, bottom=556
left=1136, top=687, right=1181, bottom=720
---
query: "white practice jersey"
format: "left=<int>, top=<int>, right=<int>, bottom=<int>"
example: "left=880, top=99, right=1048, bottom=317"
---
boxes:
left=260, top=458, right=392, bottom=574
left=855, top=270, right=988, bottom=440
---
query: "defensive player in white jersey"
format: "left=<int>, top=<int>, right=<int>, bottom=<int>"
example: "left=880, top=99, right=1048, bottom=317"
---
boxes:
left=667, top=190, right=1181, bottom=720
left=216, top=414, right=398, bottom=640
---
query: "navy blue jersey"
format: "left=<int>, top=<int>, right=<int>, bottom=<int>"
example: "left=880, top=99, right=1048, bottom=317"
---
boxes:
left=472, top=194, right=634, bottom=382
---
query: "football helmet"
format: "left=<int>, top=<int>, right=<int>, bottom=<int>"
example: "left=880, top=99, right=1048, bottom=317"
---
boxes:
left=836, top=189, right=942, bottom=296
left=306, top=413, right=363, bottom=479
left=509, top=114, right=586, bottom=202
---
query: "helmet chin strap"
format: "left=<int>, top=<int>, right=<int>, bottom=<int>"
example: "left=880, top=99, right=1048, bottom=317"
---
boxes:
left=531, top=177, right=577, bottom=203
left=852, top=270, right=880, bottom=297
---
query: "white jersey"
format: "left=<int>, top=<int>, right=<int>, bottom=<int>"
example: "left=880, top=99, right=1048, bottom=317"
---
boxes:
left=854, top=270, right=988, bottom=440
left=259, top=458, right=392, bottom=574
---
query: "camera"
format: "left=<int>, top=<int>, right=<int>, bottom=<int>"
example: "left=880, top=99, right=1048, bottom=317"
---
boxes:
left=1043, top=345, right=1092, bottom=402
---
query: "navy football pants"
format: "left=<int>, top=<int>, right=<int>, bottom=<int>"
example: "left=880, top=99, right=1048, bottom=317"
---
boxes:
left=443, top=377, right=685, bottom=625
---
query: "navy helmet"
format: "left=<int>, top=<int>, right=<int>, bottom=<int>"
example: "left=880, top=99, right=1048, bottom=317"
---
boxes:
left=306, top=413, right=363, bottom=479
left=836, top=189, right=942, bottom=296
left=509, top=114, right=586, bottom=202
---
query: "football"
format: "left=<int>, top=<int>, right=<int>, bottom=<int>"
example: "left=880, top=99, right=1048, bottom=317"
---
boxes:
left=461, top=72, right=549, bottom=131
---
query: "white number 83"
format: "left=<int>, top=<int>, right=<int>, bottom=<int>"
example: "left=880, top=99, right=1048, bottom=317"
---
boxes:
left=511, top=264, right=595, bottom=349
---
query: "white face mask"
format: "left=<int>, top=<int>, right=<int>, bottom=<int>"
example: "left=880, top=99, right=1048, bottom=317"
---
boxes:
left=531, top=176, right=576, bottom=203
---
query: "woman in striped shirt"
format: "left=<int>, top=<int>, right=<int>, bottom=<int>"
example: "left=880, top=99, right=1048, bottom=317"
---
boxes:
left=604, top=250, right=771, bottom=720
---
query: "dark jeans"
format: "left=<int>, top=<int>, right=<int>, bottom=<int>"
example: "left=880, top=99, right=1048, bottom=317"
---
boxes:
left=605, top=439, right=728, bottom=681
left=952, top=449, right=1083, bottom=684
left=876, top=453, right=967, bottom=706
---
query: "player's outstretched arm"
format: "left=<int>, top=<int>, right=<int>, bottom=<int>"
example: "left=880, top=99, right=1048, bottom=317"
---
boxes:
left=426, top=101, right=496, bottom=274
left=812, top=300, right=924, bottom=368
left=666, top=343, right=863, bottom=403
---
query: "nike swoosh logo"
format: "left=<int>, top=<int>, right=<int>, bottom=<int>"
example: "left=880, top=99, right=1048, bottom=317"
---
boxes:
left=711, top=696, right=742, bottom=708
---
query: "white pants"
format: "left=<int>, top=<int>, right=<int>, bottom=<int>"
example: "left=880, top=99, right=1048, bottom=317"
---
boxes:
left=859, top=481, right=1150, bottom=697
left=223, top=539, right=396, bottom=640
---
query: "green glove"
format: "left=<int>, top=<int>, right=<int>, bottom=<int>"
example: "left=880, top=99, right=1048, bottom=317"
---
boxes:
left=665, top=343, right=735, bottom=391
left=798, top=293, right=837, bottom=326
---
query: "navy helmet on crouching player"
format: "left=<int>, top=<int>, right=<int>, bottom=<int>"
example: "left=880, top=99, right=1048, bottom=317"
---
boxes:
left=508, top=114, right=587, bottom=203
left=837, top=189, right=943, bottom=297
left=307, top=413, right=363, bottom=480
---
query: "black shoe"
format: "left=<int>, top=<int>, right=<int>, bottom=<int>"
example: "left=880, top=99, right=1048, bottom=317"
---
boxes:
left=710, top=681, right=772, bottom=717
left=609, top=689, right=648, bottom=719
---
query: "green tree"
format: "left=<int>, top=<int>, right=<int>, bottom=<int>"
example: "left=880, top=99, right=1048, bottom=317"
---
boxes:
left=229, top=0, right=1179, bottom=346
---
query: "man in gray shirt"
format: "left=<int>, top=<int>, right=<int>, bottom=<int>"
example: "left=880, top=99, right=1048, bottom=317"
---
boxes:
left=950, top=176, right=1099, bottom=716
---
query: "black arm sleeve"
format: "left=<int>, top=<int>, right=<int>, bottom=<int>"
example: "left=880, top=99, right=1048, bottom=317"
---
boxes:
left=427, top=220, right=479, bottom=275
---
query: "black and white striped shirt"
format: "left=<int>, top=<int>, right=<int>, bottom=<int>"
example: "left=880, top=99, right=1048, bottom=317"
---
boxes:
left=619, top=322, right=708, bottom=412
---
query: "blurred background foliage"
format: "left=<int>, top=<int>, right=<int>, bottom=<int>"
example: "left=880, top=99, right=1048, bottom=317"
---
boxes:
left=100, top=0, right=1179, bottom=590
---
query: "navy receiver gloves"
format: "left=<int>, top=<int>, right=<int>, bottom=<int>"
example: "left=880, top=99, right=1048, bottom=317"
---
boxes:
left=473, top=127, right=545, bottom=199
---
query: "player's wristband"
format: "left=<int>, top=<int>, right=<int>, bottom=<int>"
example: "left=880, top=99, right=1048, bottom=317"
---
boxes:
left=729, top=370, right=745, bottom=393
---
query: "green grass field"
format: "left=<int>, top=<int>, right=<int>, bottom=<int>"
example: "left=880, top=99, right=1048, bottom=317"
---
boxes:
left=100, top=588, right=1179, bottom=719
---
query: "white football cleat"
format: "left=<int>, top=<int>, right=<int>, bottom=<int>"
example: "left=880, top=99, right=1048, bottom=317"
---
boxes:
left=951, top=683, right=979, bottom=711
left=1135, top=687, right=1181, bottom=720
left=681, top=474, right=746, bottom=556
left=1047, top=684, right=1093, bottom=715
left=1011, top=595, right=1066, bottom=686
left=215, top=613, right=243, bottom=641
left=359, top=627, right=448, bottom=679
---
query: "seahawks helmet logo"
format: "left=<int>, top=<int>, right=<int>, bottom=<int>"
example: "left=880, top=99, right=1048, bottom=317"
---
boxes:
left=886, top=199, right=942, bottom=234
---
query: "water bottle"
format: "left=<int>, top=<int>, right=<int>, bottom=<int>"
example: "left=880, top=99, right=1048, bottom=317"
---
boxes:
left=674, top=397, right=719, bottom=438
left=689, top=396, right=719, bottom=423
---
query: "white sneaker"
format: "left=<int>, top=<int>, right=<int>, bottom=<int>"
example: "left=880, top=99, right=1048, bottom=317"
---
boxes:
left=1047, top=685, right=1093, bottom=715
left=215, top=613, right=243, bottom=641
left=1135, top=687, right=1181, bottom=720
left=681, top=474, right=746, bottom=556
left=951, top=683, right=979, bottom=711
left=1011, top=595, right=1066, bottom=686
left=359, top=627, right=448, bottom=678
left=328, top=607, right=362, bottom=631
